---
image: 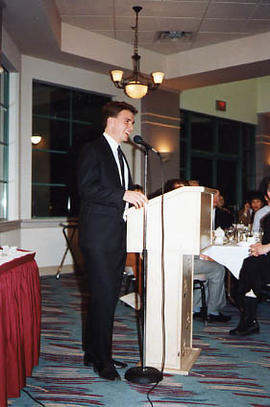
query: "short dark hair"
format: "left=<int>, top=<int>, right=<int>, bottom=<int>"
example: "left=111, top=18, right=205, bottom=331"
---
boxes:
left=248, top=190, right=265, bottom=204
left=102, top=101, right=138, bottom=126
left=164, top=178, right=188, bottom=193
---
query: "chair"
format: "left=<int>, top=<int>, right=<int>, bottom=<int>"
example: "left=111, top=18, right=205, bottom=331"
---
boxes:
left=55, top=220, right=83, bottom=279
left=122, top=253, right=142, bottom=295
left=193, top=274, right=208, bottom=325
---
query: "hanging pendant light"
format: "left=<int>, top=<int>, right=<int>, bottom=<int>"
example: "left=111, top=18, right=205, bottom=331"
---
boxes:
left=110, top=6, right=165, bottom=99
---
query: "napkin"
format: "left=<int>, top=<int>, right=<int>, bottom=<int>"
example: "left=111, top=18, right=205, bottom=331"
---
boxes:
left=214, top=227, right=225, bottom=245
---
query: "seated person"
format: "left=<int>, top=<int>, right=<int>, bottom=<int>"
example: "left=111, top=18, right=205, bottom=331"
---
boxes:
left=252, top=178, right=270, bottom=233
left=230, top=179, right=270, bottom=335
left=188, top=179, right=199, bottom=186
left=238, top=200, right=252, bottom=226
left=217, top=194, right=226, bottom=210
left=164, top=178, right=189, bottom=193
left=217, top=194, right=234, bottom=220
left=248, top=191, right=265, bottom=226
left=213, top=189, right=233, bottom=230
left=194, top=187, right=230, bottom=322
left=193, top=254, right=230, bottom=322
left=165, top=183, right=231, bottom=322
left=149, top=179, right=188, bottom=198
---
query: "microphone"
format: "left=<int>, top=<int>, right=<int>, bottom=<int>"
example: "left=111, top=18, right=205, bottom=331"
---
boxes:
left=133, top=135, right=159, bottom=155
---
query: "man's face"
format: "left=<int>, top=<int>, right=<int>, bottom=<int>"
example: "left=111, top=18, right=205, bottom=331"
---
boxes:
left=251, top=198, right=263, bottom=212
left=219, top=196, right=225, bottom=207
left=213, top=190, right=220, bottom=207
left=108, top=109, right=135, bottom=143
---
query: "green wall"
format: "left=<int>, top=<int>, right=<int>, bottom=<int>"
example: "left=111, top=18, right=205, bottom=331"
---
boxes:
left=257, top=76, right=270, bottom=114
left=180, top=78, right=261, bottom=124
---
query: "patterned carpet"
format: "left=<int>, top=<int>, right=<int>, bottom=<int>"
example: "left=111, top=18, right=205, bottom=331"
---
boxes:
left=8, top=273, right=270, bottom=407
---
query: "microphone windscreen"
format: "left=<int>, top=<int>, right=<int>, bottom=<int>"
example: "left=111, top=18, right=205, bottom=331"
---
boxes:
left=133, top=135, right=143, bottom=144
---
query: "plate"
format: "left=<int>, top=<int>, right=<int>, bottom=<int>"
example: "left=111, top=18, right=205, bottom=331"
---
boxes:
left=237, top=241, right=250, bottom=247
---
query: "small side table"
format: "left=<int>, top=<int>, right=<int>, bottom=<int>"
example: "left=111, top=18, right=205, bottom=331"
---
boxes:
left=56, top=221, right=79, bottom=279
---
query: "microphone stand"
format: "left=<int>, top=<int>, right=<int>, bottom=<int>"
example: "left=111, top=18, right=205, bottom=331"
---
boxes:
left=125, top=147, right=163, bottom=384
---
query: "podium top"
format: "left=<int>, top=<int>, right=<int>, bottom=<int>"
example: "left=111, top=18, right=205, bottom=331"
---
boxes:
left=126, top=186, right=215, bottom=214
left=126, top=186, right=213, bottom=254
left=151, top=185, right=215, bottom=201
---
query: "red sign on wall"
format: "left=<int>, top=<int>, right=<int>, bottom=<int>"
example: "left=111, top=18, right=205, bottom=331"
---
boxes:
left=216, top=100, right=226, bottom=111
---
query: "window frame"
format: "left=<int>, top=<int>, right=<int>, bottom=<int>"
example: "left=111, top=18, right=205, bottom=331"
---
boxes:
left=180, top=109, right=256, bottom=210
left=32, top=80, right=111, bottom=218
left=0, top=69, right=9, bottom=220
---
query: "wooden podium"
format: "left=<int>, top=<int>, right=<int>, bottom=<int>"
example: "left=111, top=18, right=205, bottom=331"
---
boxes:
left=126, top=186, right=214, bottom=375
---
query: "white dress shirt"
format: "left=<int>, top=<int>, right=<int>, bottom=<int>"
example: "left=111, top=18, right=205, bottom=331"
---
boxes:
left=252, top=205, right=270, bottom=233
left=103, top=132, right=128, bottom=190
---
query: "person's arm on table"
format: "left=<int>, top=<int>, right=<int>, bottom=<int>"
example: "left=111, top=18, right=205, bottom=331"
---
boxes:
left=249, top=242, right=270, bottom=256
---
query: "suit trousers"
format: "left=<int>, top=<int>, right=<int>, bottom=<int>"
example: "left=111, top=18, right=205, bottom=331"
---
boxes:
left=81, top=227, right=127, bottom=364
left=193, top=256, right=226, bottom=314
left=238, top=253, right=270, bottom=299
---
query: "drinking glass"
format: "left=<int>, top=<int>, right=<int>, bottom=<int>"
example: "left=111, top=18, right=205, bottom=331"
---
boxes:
left=225, top=228, right=234, bottom=243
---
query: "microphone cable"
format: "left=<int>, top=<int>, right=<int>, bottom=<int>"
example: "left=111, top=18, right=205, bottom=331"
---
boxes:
left=22, top=388, right=47, bottom=406
left=146, top=153, right=167, bottom=407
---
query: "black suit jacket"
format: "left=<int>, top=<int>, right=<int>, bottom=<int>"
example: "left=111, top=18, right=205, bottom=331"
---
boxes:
left=214, top=207, right=233, bottom=230
left=78, top=135, right=132, bottom=252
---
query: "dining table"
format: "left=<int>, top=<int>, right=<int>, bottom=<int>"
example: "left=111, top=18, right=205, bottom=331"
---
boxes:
left=0, top=249, right=41, bottom=407
left=202, top=241, right=251, bottom=304
left=202, top=241, right=250, bottom=280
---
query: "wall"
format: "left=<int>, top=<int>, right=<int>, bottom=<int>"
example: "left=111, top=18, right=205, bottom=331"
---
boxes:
left=20, top=219, right=73, bottom=267
left=0, top=221, right=21, bottom=247
left=2, top=27, right=21, bottom=72
left=142, top=89, right=180, bottom=194
left=180, top=78, right=258, bottom=124
left=257, top=77, right=270, bottom=113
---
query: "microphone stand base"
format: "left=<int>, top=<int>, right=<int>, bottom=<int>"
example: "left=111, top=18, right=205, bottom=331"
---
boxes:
left=125, top=366, right=163, bottom=384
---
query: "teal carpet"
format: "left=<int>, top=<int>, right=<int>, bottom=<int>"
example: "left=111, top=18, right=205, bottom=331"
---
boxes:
left=8, top=273, right=270, bottom=407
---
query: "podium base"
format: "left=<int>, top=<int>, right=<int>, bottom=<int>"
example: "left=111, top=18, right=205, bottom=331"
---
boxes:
left=125, top=366, right=163, bottom=384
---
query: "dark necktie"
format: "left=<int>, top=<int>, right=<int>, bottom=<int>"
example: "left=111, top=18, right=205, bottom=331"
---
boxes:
left=117, top=145, right=126, bottom=189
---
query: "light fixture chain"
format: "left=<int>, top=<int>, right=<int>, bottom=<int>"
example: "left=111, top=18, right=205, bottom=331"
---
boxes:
left=109, top=5, right=164, bottom=99
left=134, top=9, right=139, bottom=55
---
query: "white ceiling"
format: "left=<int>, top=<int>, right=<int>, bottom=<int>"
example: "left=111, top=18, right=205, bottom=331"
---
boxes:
left=4, top=0, right=270, bottom=90
left=55, top=0, right=270, bottom=55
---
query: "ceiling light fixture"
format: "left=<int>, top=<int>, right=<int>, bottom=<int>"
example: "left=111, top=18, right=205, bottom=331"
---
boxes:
left=110, top=6, right=165, bottom=99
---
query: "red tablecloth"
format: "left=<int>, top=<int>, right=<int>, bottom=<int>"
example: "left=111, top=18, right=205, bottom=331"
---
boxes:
left=0, top=252, right=41, bottom=407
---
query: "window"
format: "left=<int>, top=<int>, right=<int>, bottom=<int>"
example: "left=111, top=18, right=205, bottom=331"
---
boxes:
left=180, top=110, right=256, bottom=211
left=0, top=69, right=9, bottom=220
left=32, top=81, right=110, bottom=217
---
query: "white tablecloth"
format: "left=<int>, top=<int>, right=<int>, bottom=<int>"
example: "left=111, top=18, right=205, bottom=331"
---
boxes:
left=0, top=249, right=34, bottom=266
left=202, top=244, right=250, bottom=279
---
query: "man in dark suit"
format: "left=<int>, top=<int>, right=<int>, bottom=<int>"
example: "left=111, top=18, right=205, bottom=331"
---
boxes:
left=78, top=101, right=147, bottom=381
left=213, top=189, right=233, bottom=230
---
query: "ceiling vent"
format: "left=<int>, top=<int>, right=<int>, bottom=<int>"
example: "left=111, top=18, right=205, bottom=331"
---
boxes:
left=158, top=31, right=193, bottom=41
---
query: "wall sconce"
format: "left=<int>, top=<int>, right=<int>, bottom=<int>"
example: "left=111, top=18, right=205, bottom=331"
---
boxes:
left=159, top=152, right=173, bottom=163
left=31, top=134, right=42, bottom=145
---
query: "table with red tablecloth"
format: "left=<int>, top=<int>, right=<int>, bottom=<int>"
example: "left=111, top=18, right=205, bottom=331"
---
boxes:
left=0, top=251, right=41, bottom=407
